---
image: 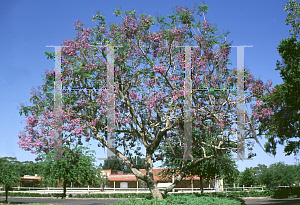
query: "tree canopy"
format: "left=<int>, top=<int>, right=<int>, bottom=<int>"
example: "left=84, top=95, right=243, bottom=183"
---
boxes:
left=256, top=0, right=300, bottom=156
left=99, top=155, right=145, bottom=174
left=0, top=157, right=21, bottom=204
left=243, top=162, right=300, bottom=187
left=238, top=168, right=254, bottom=187
left=38, top=144, right=101, bottom=197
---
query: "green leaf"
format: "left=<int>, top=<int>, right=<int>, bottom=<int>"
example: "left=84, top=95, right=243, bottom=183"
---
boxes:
left=44, top=51, right=55, bottom=60
left=113, top=8, right=123, bottom=17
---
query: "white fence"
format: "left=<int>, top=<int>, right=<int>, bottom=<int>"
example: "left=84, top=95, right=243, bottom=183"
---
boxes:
left=224, top=186, right=264, bottom=192
left=0, top=186, right=216, bottom=194
left=0, top=186, right=281, bottom=194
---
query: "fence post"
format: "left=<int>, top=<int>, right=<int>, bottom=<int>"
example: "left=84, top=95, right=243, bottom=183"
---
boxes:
left=243, top=185, right=244, bottom=191
left=172, top=173, right=175, bottom=193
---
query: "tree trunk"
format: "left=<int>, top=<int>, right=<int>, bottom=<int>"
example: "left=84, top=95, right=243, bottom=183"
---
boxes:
left=62, top=180, right=67, bottom=199
left=4, top=185, right=8, bottom=204
left=148, top=181, right=163, bottom=200
left=200, top=175, right=203, bottom=194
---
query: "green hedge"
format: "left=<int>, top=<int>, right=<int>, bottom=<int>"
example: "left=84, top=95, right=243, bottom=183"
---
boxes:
left=0, top=192, right=51, bottom=197
left=112, top=194, right=244, bottom=205
left=168, top=190, right=275, bottom=198
left=0, top=189, right=285, bottom=199
left=226, top=190, right=275, bottom=197
left=273, top=187, right=300, bottom=198
left=71, top=193, right=152, bottom=198
left=52, top=193, right=66, bottom=198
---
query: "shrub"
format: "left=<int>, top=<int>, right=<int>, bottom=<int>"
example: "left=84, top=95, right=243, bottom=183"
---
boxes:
left=290, top=187, right=300, bottom=197
left=137, top=193, right=151, bottom=198
left=98, top=193, right=109, bottom=198
left=274, top=188, right=291, bottom=199
left=52, top=193, right=66, bottom=198
left=272, top=187, right=300, bottom=199
left=83, top=193, right=90, bottom=198
left=113, top=194, right=244, bottom=205
left=33, top=193, right=41, bottom=197
left=110, top=193, right=125, bottom=198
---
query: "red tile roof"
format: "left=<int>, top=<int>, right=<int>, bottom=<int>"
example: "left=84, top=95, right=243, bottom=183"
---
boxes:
left=19, top=177, right=42, bottom=181
left=106, top=169, right=201, bottom=182
left=108, top=174, right=138, bottom=181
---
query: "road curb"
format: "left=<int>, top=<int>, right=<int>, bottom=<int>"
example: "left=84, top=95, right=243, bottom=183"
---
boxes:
left=241, top=197, right=272, bottom=199
left=0, top=196, right=141, bottom=200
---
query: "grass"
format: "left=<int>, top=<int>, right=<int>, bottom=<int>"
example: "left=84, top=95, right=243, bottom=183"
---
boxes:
left=0, top=204, right=65, bottom=205
left=112, top=194, right=244, bottom=205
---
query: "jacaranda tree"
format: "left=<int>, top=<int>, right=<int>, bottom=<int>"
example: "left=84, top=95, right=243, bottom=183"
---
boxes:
left=18, top=4, right=273, bottom=199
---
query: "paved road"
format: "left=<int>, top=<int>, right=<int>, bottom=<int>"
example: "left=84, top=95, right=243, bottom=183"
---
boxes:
left=0, top=197, right=131, bottom=204
left=243, top=197, right=300, bottom=205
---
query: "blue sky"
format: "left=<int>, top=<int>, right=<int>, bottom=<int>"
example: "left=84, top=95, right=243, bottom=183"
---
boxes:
left=0, top=0, right=298, bottom=172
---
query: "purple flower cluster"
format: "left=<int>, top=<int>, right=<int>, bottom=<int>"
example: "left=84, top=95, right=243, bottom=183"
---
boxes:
left=129, top=91, right=139, bottom=100
left=153, top=65, right=167, bottom=74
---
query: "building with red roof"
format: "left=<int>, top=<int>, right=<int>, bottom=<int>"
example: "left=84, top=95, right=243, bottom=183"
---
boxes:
left=16, top=169, right=223, bottom=191
left=102, top=169, right=221, bottom=190
left=18, top=174, right=42, bottom=187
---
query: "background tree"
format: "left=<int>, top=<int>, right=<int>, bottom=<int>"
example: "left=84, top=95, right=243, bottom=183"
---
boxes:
left=99, top=156, right=125, bottom=171
left=238, top=168, right=254, bottom=187
left=294, top=160, right=300, bottom=186
left=38, top=144, right=98, bottom=198
left=257, top=0, right=300, bottom=156
left=18, top=4, right=273, bottom=200
left=248, top=167, right=260, bottom=186
left=94, top=168, right=109, bottom=191
left=260, top=169, right=273, bottom=187
left=130, top=156, right=146, bottom=170
left=243, top=162, right=300, bottom=187
left=0, top=157, right=21, bottom=204
left=99, top=155, right=145, bottom=174
left=220, top=156, right=239, bottom=187
left=255, top=164, right=268, bottom=186
left=268, top=162, right=296, bottom=186
left=19, top=161, right=43, bottom=178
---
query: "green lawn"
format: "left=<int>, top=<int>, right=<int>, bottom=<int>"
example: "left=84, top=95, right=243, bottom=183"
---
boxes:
left=0, top=204, right=65, bottom=205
